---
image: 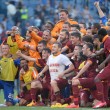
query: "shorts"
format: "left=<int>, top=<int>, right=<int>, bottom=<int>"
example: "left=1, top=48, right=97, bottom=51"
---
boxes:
left=96, top=66, right=110, bottom=80
left=0, top=80, right=14, bottom=104
left=55, top=78, right=68, bottom=90
left=79, top=78, right=95, bottom=89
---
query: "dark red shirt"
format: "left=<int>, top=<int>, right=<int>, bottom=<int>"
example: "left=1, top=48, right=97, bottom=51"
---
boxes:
left=66, top=40, right=75, bottom=52
left=38, top=59, right=50, bottom=83
left=103, top=36, right=110, bottom=58
left=83, top=57, right=98, bottom=78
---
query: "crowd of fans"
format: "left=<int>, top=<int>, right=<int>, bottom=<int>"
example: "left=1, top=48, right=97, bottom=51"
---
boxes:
left=0, top=0, right=110, bottom=109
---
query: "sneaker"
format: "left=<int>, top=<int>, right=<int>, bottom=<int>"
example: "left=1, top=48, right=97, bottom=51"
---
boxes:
left=51, top=103, right=62, bottom=108
left=66, top=103, right=79, bottom=108
left=93, top=101, right=107, bottom=109
left=61, top=104, right=69, bottom=107
left=27, top=101, right=37, bottom=106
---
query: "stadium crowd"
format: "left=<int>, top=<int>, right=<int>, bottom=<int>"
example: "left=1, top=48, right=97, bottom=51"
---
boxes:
left=0, top=0, right=110, bottom=109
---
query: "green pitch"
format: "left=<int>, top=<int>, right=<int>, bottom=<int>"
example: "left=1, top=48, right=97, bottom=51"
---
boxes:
left=0, top=90, right=110, bottom=110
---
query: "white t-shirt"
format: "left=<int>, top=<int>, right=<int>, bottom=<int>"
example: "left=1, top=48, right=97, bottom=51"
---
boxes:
left=47, top=54, right=72, bottom=81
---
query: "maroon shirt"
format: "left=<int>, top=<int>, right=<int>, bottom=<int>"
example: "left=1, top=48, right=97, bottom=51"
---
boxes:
left=66, top=40, right=75, bottom=52
left=71, top=58, right=82, bottom=72
left=38, top=59, right=50, bottom=83
left=103, top=36, right=110, bottom=58
left=83, top=57, right=98, bottom=78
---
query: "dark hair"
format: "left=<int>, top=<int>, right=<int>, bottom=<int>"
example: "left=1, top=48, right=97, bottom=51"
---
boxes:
left=79, top=22, right=86, bottom=28
left=54, top=42, right=62, bottom=48
left=20, top=58, right=28, bottom=62
left=82, top=35, right=93, bottom=44
left=85, top=42, right=94, bottom=51
left=38, top=40, right=47, bottom=46
left=61, top=29, right=70, bottom=37
left=64, top=22, right=71, bottom=27
left=46, top=21, right=54, bottom=28
left=42, top=48, right=51, bottom=54
left=93, top=23, right=101, bottom=30
left=87, top=27, right=91, bottom=30
left=71, top=24, right=80, bottom=31
left=59, top=9, right=68, bottom=15
left=98, top=28, right=107, bottom=37
left=70, top=32, right=81, bottom=40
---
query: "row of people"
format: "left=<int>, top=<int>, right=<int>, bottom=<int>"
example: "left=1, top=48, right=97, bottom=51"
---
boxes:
left=0, top=1, right=110, bottom=108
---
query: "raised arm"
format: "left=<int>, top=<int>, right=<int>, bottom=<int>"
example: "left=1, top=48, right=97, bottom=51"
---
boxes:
left=16, top=50, right=36, bottom=62
left=94, top=1, right=107, bottom=25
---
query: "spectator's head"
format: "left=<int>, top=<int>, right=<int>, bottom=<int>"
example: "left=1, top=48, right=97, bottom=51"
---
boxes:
left=20, top=58, right=29, bottom=71
left=92, top=23, right=101, bottom=34
left=11, top=26, right=20, bottom=37
left=79, top=22, right=86, bottom=29
left=93, top=34, right=100, bottom=47
left=62, top=22, right=71, bottom=31
left=71, top=24, right=80, bottom=32
left=38, top=40, right=47, bottom=53
left=70, top=32, right=81, bottom=44
left=59, top=9, right=69, bottom=21
left=86, top=28, right=92, bottom=36
left=44, top=21, right=54, bottom=31
left=11, top=26, right=19, bottom=32
left=1, top=43, right=10, bottom=56
left=42, top=30, right=51, bottom=42
left=82, top=35, right=93, bottom=44
left=98, top=28, right=107, bottom=42
left=52, top=42, right=62, bottom=55
left=82, top=42, right=94, bottom=56
left=42, top=48, right=51, bottom=60
left=74, top=45, right=82, bottom=56
left=32, top=26, right=40, bottom=33
left=59, top=29, right=69, bottom=43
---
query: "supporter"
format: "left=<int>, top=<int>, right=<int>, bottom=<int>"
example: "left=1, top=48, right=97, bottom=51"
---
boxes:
left=19, top=58, right=38, bottom=106
left=43, top=21, right=54, bottom=31
left=0, top=43, right=20, bottom=106
left=62, top=22, right=71, bottom=32
left=51, top=9, right=78, bottom=39
left=17, top=48, right=51, bottom=106
left=70, top=24, right=80, bottom=32
left=61, top=32, right=81, bottom=53
left=93, top=34, right=103, bottom=51
left=6, top=26, right=23, bottom=58
left=93, top=28, right=110, bottom=108
left=67, top=43, right=98, bottom=108
left=42, top=30, right=56, bottom=50
left=92, top=23, right=101, bottom=35
left=82, top=35, right=93, bottom=44
left=58, top=29, right=70, bottom=49
left=86, top=28, right=92, bottom=36
left=0, top=0, right=110, bottom=109
left=38, top=42, right=74, bottom=105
